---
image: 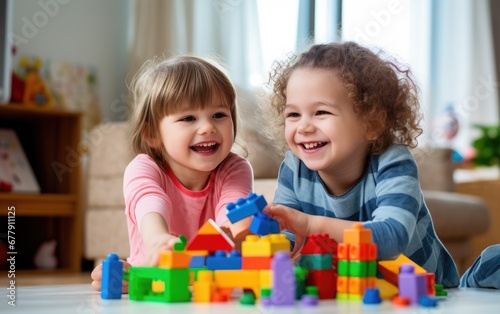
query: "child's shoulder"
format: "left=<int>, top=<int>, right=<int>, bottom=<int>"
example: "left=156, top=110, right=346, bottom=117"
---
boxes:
left=125, top=153, right=163, bottom=174
left=371, top=144, right=416, bottom=170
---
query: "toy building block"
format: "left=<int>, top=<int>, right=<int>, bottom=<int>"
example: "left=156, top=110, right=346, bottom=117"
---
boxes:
left=301, top=234, right=338, bottom=255
left=206, top=250, right=242, bottom=270
left=249, top=212, right=280, bottom=236
left=343, top=223, right=372, bottom=244
left=186, top=219, right=234, bottom=252
left=101, top=253, right=123, bottom=299
left=259, top=270, right=272, bottom=289
left=375, top=278, right=399, bottom=299
left=242, top=256, right=272, bottom=269
left=189, top=255, right=206, bottom=268
left=271, top=251, right=296, bottom=306
left=214, top=270, right=261, bottom=298
left=158, top=250, right=191, bottom=268
left=128, top=266, right=191, bottom=303
left=398, top=264, right=428, bottom=304
left=363, top=287, right=382, bottom=304
left=306, top=269, right=337, bottom=299
left=241, top=234, right=290, bottom=257
left=294, top=267, right=308, bottom=300
left=298, top=254, right=333, bottom=270
left=348, top=243, right=377, bottom=261
left=226, top=193, right=267, bottom=223
left=377, top=254, right=427, bottom=287
left=192, top=270, right=216, bottom=303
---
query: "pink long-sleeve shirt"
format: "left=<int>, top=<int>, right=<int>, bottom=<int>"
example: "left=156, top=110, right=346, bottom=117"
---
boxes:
left=124, top=152, right=253, bottom=265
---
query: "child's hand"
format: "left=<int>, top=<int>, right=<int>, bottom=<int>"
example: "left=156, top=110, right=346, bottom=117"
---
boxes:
left=91, top=260, right=130, bottom=293
left=263, top=204, right=311, bottom=259
left=144, top=234, right=181, bottom=266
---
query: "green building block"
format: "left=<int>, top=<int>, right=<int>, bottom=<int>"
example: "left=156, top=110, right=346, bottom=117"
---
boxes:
left=128, top=266, right=191, bottom=303
left=349, top=261, right=369, bottom=277
left=298, top=254, right=332, bottom=270
left=338, top=260, right=349, bottom=276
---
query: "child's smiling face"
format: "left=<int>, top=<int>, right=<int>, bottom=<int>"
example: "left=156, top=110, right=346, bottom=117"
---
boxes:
left=158, top=97, right=234, bottom=185
left=284, top=67, right=370, bottom=180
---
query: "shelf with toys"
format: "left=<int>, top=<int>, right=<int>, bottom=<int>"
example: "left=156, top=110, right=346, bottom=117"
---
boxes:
left=0, top=103, right=83, bottom=274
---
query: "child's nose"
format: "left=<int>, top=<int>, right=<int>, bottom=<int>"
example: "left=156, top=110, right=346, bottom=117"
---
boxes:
left=297, top=119, right=315, bottom=134
left=198, top=120, right=216, bottom=134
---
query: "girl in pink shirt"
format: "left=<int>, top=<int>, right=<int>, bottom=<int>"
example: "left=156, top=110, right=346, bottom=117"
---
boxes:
left=91, top=56, right=253, bottom=292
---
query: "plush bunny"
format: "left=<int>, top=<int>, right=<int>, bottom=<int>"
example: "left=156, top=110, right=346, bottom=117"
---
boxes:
left=34, top=240, right=58, bottom=270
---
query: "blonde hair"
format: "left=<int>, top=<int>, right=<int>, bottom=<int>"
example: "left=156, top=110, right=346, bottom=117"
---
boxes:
left=129, top=55, right=238, bottom=170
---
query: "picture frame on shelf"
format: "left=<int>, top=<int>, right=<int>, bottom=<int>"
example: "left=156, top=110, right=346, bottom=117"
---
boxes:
left=0, top=128, right=40, bottom=193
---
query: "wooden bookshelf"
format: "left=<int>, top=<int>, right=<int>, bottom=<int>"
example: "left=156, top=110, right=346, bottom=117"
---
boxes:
left=0, top=103, right=83, bottom=274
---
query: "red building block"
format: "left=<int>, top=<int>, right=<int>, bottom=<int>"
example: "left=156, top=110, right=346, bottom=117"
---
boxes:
left=306, top=269, right=337, bottom=299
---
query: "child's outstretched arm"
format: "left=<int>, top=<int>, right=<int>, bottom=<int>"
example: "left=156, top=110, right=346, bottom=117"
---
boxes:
left=140, top=212, right=181, bottom=266
left=264, top=204, right=356, bottom=255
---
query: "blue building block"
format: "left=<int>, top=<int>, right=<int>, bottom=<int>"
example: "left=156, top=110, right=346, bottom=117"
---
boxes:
left=101, top=253, right=123, bottom=299
left=226, top=193, right=267, bottom=223
left=249, top=212, right=280, bottom=236
left=363, top=287, right=382, bottom=304
left=206, top=250, right=242, bottom=270
left=189, top=255, right=206, bottom=268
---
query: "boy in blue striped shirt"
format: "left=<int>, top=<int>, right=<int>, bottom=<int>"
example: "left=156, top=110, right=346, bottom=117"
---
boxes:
left=262, top=42, right=459, bottom=287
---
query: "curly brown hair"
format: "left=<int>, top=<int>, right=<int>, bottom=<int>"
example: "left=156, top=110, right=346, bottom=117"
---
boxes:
left=264, top=41, right=422, bottom=155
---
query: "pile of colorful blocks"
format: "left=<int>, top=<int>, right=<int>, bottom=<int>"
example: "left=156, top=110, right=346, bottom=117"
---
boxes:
left=100, top=193, right=445, bottom=308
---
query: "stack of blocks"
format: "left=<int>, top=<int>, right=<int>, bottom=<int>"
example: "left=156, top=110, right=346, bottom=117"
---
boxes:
left=336, top=223, right=378, bottom=301
left=99, top=193, right=445, bottom=308
left=298, top=234, right=338, bottom=299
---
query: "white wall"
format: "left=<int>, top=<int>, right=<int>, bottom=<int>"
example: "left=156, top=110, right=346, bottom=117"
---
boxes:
left=11, top=0, right=131, bottom=121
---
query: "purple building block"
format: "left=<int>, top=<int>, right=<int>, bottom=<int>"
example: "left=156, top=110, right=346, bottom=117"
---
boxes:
left=398, top=264, right=428, bottom=304
left=101, top=253, right=123, bottom=299
left=271, top=251, right=295, bottom=306
left=226, top=193, right=267, bottom=223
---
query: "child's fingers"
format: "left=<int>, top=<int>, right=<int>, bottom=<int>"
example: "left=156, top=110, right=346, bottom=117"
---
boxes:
left=91, top=264, right=103, bottom=281
left=291, top=235, right=306, bottom=258
left=91, top=280, right=101, bottom=291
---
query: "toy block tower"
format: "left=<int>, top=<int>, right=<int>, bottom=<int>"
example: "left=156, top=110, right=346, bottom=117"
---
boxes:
left=336, top=223, right=377, bottom=301
left=298, top=234, right=338, bottom=299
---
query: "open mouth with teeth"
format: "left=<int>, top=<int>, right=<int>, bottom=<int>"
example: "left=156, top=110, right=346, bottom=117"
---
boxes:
left=302, top=142, right=327, bottom=150
left=190, top=142, right=219, bottom=153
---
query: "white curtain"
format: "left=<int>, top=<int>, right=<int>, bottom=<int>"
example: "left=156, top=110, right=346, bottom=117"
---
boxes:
left=128, top=0, right=264, bottom=89
left=412, top=0, right=499, bottom=151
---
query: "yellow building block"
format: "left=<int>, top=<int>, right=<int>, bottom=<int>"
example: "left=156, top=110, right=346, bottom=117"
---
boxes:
left=343, top=223, right=372, bottom=244
left=214, top=270, right=261, bottom=298
left=241, top=234, right=290, bottom=257
left=151, top=280, right=165, bottom=293
left=259, top=270, right=272, bottom=289
left=378, top=254, right=427, bottom=286
left=375, top=278, right=398, bottom=299
left=193, top=270, right=216, bottom=303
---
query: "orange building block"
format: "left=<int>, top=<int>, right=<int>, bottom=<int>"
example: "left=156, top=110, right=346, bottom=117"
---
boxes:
left=242, top=256, right=272, bottom=269
left=348, top=243, right=377, bottom=261
left=337, top=243, right=349, bottom=260
left=343, top=223, right=372, bottom=244
left=337, top=276, right=349, bottom=293
left=158, top=250, right=191, bottom=268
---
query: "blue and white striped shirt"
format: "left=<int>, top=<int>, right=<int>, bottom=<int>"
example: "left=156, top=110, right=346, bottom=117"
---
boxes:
left=274, top=144, right=459, bottom=287
left=460, top=244, right=500, bottom=289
